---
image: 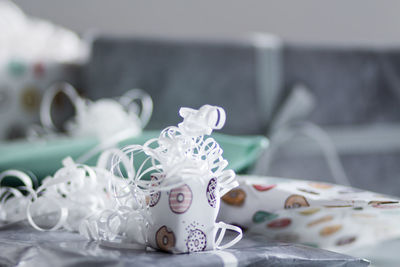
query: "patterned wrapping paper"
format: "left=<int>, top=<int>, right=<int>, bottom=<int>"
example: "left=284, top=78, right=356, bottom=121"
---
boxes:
left=218, top=175, right=400, bottom=253
left=147, top=174, right=241, bottom=253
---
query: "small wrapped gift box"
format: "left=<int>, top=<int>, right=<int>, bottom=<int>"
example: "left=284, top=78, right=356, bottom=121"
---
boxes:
left=107, top=104, right=243, bottom=253
left=147, top=174, right=225, bottom=253
left=218, top=175, right=400, bottom=253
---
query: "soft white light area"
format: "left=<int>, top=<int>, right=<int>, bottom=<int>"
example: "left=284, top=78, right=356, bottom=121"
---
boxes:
left=0, top=0, right=87, bottom=64
left=12, top=0, right=400, bottom=47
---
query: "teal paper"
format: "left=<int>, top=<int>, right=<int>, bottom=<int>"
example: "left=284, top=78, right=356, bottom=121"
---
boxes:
left=0, top=131, right=268, bottom=186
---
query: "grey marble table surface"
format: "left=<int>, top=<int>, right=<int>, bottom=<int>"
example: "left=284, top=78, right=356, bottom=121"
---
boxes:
left=0, top=220, right=369, bottom=267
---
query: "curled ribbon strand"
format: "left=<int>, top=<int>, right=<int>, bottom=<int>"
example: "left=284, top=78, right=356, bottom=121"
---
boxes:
left=31, top=82, right=154, bottom=164
left=111, top=105, right=238, bottom=196
left=1, top=105, right=241, bottom=251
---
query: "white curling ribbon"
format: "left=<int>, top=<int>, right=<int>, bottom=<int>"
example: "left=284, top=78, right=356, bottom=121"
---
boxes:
left=0, top=151, right=151, bottom=248
left=114, top=105, right=238, bottom=194
left=38, top=82, right=153, bottom=141
left=178, top=105, right=226, bottom=136
left=78, top=149, right=152, bottom=247
left=1, top=105, right=241, bottom=252
left=0, top=170, right=36, bottom=222
left=109, top=105, right=241, bottom=252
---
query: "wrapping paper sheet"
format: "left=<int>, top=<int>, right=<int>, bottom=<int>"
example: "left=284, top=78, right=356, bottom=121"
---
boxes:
left=0, top=220, right=368, bottom=267
left=218, top=175, right=400, bottom=254
left=0, top=132, right=267, bottom=185
left=148, top=175, right=224, bottom=253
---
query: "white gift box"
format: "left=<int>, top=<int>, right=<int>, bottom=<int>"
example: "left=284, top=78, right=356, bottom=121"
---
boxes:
left=147, top=173, right=240, bottom=253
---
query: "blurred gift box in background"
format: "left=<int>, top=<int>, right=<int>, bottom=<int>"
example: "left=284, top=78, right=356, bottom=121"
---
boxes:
left=0, top=0, right=87, bottom=139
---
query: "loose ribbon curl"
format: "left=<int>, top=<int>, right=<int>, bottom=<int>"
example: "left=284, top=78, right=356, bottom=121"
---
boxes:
left=38, top=82, right=153, bottom=141
left=111, top=105, right=238, bottom=196
left=0, top=152, right=152, bottom=247
left=1, top=105, right=241, bottom=250
left=107, top=105, right=242, bottom=250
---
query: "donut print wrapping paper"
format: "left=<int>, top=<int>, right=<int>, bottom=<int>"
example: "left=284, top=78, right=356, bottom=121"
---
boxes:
left=218, top=175, right=400, bottom=254
left=148, top=176, right=221, bottom=253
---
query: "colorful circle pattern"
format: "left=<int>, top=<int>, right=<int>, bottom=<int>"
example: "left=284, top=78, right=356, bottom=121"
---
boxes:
left=206, top=177, right=218, bottom=208
left=169, top=184, right=193, bottom=214
left=186, top=229, right=207, bottom=252
left=221, top=188, right=246, bottom=206
left=156, top=226, right=176, bottom=252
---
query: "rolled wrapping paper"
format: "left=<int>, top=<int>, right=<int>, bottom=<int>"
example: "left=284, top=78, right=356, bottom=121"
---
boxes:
left=218, top=175, right=400, bottom=253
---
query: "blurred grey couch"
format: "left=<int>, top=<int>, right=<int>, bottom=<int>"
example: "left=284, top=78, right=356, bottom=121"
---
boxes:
left=81, top=36, right=400, bottom=196
left=262, top=46, right=400, bottom=196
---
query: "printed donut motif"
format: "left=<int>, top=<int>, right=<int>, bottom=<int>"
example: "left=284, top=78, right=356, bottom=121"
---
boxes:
left=206, top=177, right=218, bottom=208
left=252, top=184, right=276, bottom=192
left=186, top=229, right=207, bottom=252
left=33, top=62, right=45, bottom=77
left=299, top=208, right=320, bottom=216
left=267, top=218, right=291, bottom=229
left=169, top=184, right=193, bottom=214
left=21, top=86, right=41, bottom=111
left=221, top=188, right=246, bottom=206
left=370, top=203, right=400, bottom=209
left=252, top=211, right=278, bottom=223
left=284, top=194, right=310, bottom=209
left=308, top=182, right=333, bottom=189
left=156, top=226, right=176, bottom=252
left=336, top=236, right=357, bottom=246
left=368, top=200, right=399, bottom=206
left=149, top=191, right=161, bottom=207
left=320, top=225, right=342, bottom=236
left=307, top=215, right=334, bottom=227
left=297, top=188, right=319, bottom=195
left=149, top=174, right=162, bottom=207
left=368, top=200, right=399, bottom=208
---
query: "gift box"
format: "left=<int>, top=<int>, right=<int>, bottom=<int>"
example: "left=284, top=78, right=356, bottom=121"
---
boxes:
left=113, top=105, right=244, bottom=253
left=0, top=59, right=81, bottom=140
left=218, top=175, right=400, bottom=253
left=147, top=174, right=237, bottom=253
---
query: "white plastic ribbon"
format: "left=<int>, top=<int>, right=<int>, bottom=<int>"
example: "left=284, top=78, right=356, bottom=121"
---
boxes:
left=0, top=152, right=151, bottom=248
left=1, top=104, right=242, bottom=251
left=29, top=82, right=154, bottom=164
left=38, top=82, right=153, bottom=141
left=107, top=105, right=242, bottom=250
left=215, top=222, right=243, bottom=250
left=111, top=105, right=238, bottom=196
left=0, top=170, right=36, bottom=222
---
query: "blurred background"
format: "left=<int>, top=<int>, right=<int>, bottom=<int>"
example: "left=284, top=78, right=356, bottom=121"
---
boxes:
left=2, top=0, right=400, bottom=196
left=12, top=0, right=400, bottom=46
